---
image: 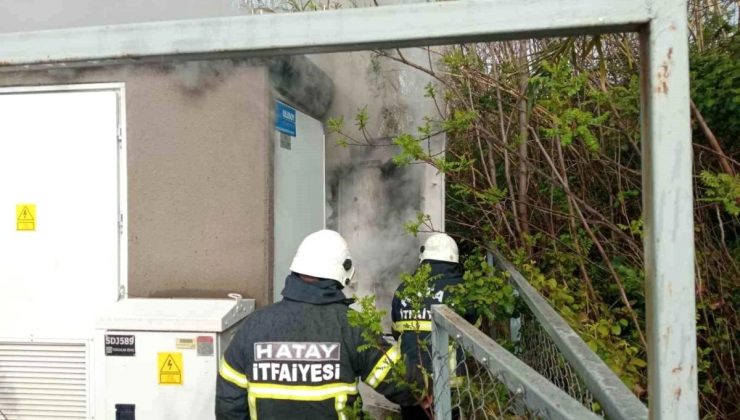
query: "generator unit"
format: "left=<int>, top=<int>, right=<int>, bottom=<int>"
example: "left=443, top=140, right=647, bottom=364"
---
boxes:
left=94, top=298, right=253, bottom=419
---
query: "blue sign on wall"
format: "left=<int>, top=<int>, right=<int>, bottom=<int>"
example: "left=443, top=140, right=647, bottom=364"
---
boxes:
left=275, top=101, right=297, bottom=137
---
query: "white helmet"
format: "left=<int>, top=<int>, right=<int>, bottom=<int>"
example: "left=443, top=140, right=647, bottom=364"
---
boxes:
left=420, top=233, right=459, bottom=263
left=290, top=229, right=355, bottom=287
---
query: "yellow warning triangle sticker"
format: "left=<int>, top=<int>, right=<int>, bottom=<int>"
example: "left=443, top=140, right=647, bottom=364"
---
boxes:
left=158, top=352, right=183, bottom=385
left=16, top=204, right=36, bottom=231
left=18, top=206, right=34, bottom=221
left=161, top=355, right=181, bottom=374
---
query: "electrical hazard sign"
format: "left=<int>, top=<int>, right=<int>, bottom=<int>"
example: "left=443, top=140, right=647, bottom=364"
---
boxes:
left=16, top=204, right=36, bottom=231
left=158, top=352, right=183, bottom=385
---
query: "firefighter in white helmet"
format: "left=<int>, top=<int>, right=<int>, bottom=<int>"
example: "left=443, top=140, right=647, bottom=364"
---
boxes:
left=391, top=233, right=464, bottom=420
left=217, top=229, right=422, bottom=419
left=418, top=232, right=460, bottom=264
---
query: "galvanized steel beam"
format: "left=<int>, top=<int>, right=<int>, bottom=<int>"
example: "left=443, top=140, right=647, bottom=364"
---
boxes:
left=489, top=249, right=649, bottom=420
left=432, top=305, right=601, bottom=420
left=640, top=1, right=698, bottom=418
left=431, top=312, right=452, bottom=420
left=0, top=0, right=651, bottom=70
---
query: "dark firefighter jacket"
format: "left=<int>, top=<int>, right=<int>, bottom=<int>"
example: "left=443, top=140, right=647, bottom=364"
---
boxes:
left=216, top=273, right=420, bottom=420
left=391, top=260, right=466, bottom=380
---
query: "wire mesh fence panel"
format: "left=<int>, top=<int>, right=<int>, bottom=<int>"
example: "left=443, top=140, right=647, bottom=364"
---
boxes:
left=488, top=250, right=647, bottom=419
left=434, top=340, right=538, bottom=420
left=515, top=311, right=598, bottom=414
left=432, top=305, right=606, bottom=420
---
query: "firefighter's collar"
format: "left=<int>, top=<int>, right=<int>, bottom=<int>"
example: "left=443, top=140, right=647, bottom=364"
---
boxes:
left=421, top=260, right=462, bottom=277
left=281, top=273, right=353, bottom=305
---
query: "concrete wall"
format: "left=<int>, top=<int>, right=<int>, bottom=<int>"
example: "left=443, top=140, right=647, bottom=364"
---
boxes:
left=0, top=62, right=273, bottom=306
left=312, top=49, right=445, bottom=326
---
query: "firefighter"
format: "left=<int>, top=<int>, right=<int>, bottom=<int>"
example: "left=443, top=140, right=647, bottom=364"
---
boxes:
left=216, top=229, right=422, bottom=420
left=391, top=233, right=464, bottom=420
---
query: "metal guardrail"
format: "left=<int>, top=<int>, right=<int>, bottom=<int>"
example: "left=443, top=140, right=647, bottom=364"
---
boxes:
left=431, top=305, right=601, bottom=420
left=487, top=249, right=648, bottom=420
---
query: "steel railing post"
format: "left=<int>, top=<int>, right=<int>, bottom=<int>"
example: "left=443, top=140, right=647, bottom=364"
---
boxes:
left=432, top=305, right=452, bottom=420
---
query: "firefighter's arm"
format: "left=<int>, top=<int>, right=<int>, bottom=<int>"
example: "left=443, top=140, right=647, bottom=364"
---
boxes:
left=357, top=335, right=422, bottom=406
left=216, top=329, right=250, bottom=420
left=390, top=294, right=401, bottom=341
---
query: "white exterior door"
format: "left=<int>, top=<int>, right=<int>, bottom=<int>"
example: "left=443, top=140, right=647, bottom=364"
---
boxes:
left=272, top=103, right=326, bottom=302
left=0, top=85, right=125, bottom=419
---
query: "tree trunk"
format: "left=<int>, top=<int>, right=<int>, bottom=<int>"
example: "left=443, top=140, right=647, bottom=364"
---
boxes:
left=517, top=40, right=532, bottom=255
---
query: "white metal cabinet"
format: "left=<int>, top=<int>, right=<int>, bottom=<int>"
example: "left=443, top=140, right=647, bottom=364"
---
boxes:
left=0, top=84, right=125, bottom=419
left=94, top=298, right=253, bottom=420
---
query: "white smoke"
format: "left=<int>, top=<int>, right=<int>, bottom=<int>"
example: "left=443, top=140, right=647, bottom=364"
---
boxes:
left=329, top=148, right=422, bottom=326
left=318, top=48, right=444, bottom=331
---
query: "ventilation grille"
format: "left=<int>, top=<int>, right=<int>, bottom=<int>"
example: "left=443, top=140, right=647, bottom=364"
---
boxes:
left=0, top=341, right=87, bottom=419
